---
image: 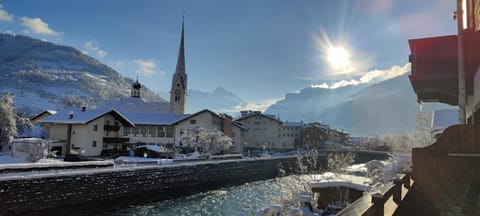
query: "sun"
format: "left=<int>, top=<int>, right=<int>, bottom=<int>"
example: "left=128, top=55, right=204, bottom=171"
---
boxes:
left=327, top=46, right=350, bottom=70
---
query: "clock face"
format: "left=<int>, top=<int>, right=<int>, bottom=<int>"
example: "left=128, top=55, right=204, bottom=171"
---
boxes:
left=174, top=89, right=182, bottom=95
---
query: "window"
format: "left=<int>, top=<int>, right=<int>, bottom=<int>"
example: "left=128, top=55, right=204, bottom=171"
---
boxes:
left=92, top=141, right=97, bottom=147
left=158, top=126, right=165, bottom=137
left=93, top=125, right=98, bottom=131
left=190, top=119, right=197, bottom=125
left=123, top=127, right=130, bottom=136
left=106, top=120, right=110, bottom=125
left=175, top=96, right=180, bottom=102
left=166, top=127, right=174, bottom=138
left=180, top=129, right=185, bottom=135
left=141, top=126, right=147, bottom=136
left=103, top=144, right=107, bottom=148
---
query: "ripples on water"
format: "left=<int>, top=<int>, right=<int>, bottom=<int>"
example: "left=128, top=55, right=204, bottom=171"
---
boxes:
left=104, top=174, right=321, bottom=216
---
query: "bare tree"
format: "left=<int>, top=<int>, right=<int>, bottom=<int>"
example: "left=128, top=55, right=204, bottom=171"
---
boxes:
left=0, top=93, right=17, bottom=152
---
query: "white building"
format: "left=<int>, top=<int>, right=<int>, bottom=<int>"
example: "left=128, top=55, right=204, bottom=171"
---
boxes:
left=39, top=108, right=134, bottom=156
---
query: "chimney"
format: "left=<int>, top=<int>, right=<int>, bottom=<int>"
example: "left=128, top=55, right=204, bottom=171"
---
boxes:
left=68, top=111, right=74, bottom=119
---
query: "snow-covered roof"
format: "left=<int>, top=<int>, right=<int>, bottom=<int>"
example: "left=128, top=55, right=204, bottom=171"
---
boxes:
left=39, top=108, right=134, bottom=127
left=432, top=109, right=458, bottom=131
left=30, top=110, right=57, bottom=122
left=98, top=97, right=170, bottom=113
left=173, top=109, right=222, bottom=125
left=310, top=172, right=372, bottom=192
left=235, top=112, right=280, bottom=122
left=123, top=112, right=189, bottom=125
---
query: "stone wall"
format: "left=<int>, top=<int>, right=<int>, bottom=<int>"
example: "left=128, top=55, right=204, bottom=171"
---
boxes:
left=0, top=151, right=388, bottom=215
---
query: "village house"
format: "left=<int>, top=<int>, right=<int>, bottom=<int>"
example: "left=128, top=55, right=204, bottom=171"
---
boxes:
left=236, top=110, right=282, bottom=151
left=38, top=108, right=134, bottom=156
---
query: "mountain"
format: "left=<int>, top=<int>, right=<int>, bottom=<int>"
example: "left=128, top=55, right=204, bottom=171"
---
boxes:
left=266, top=74, right=453, bottom=135
left=187, top=87, right=246, bottom=114
left=265, top=84, right=366, bottom=121
left=0, top=33, right=164, bottom=114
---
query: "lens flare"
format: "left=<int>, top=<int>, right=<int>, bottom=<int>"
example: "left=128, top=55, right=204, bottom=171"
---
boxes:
left=327, top=47, right=350, bottom=70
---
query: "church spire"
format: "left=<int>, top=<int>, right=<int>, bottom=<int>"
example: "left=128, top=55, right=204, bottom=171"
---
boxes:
left=170, top=16, right=188, bottom=114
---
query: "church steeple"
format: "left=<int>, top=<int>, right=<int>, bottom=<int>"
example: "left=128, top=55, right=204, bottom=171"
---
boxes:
left=131, top=76, right=142, bottom=98
left=170, top=16, right=188, bottom=114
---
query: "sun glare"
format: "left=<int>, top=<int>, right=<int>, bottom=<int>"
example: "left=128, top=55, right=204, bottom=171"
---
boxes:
left=327, top=46, right=350, bottom=70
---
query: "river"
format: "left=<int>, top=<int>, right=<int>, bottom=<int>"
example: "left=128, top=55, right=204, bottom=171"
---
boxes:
left=100, top=162, right=374, bottom=216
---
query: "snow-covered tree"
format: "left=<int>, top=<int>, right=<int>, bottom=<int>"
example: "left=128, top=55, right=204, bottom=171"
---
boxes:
left=0, top=93, right=17, bottom=152
left=326, top=152, right=355, bottom=175
left=15, top=111, right=33, bottom=135
left=180, top=126, right=233, bottom=155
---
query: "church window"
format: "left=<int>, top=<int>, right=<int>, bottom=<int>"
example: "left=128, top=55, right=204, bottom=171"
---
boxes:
left=175, top=96, right=181, bottom=102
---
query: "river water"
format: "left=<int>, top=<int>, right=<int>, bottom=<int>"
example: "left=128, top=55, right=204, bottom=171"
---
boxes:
left=100, top=161, right=377, bottom=216
left=103, top=174, right=318, bottom=216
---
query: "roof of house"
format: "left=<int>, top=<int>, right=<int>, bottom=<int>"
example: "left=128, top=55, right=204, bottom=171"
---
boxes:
left=232, top=121, right=248, bottom=130
left=39, top=108, right=134, bottom=127
left=432, top=109, right=458, bottom=131
left=235, top=112, right=280, bottom=122
left=30, top=110, right=57, bottom=122
left=123, top=112, right=189, bottom=125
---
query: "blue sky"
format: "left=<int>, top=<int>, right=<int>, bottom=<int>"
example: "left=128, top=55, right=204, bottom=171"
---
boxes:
left=0, top=0, right=456, bottom=109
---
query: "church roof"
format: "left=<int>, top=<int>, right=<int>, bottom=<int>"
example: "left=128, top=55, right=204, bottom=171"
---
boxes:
left=98, top=97, right=170, bottom=113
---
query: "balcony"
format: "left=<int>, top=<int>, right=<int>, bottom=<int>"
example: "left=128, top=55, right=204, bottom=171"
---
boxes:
left=104, top=125, right=121, bottom=131
left=409, top=31, right=480, bottom=106
left=103, top=137, right=129, bottom=143
left=408, top=35, right=459, bottom=105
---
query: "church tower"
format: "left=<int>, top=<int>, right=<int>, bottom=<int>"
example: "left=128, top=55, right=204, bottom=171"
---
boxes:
left=170, top=17, right=187, bottom=114
left=131, top=77, right=141, bottom=98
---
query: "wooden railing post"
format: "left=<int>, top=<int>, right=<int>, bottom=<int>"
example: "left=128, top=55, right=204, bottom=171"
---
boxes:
left=371, top=192, right=385, bottom=216
left=403, top=172, right=411, bottom=189
left=393, top=177, right=402, bottom=205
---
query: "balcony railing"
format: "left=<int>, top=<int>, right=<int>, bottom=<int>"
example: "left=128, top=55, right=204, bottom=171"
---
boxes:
left=104, top=125, right=121, bottom=132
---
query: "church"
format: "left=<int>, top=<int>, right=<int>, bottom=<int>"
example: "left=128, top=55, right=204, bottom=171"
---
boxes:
left=38, top=20, right=246, bottom=156
left=100, top=19, right=188, bottom=115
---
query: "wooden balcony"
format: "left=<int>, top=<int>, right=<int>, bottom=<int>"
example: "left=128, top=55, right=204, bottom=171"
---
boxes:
left=104, top=125, right=121, bottom=131
left=408, top=35, right=459, bottom=105
left=409, top=31, right=480, bottom=106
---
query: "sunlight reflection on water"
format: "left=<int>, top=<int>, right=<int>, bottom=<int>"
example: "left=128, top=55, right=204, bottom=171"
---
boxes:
left=104, top=174, right=319, bottom=216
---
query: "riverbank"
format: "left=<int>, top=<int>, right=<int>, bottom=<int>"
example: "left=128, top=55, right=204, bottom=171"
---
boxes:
left=0, top=151, right=389, bottom=215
